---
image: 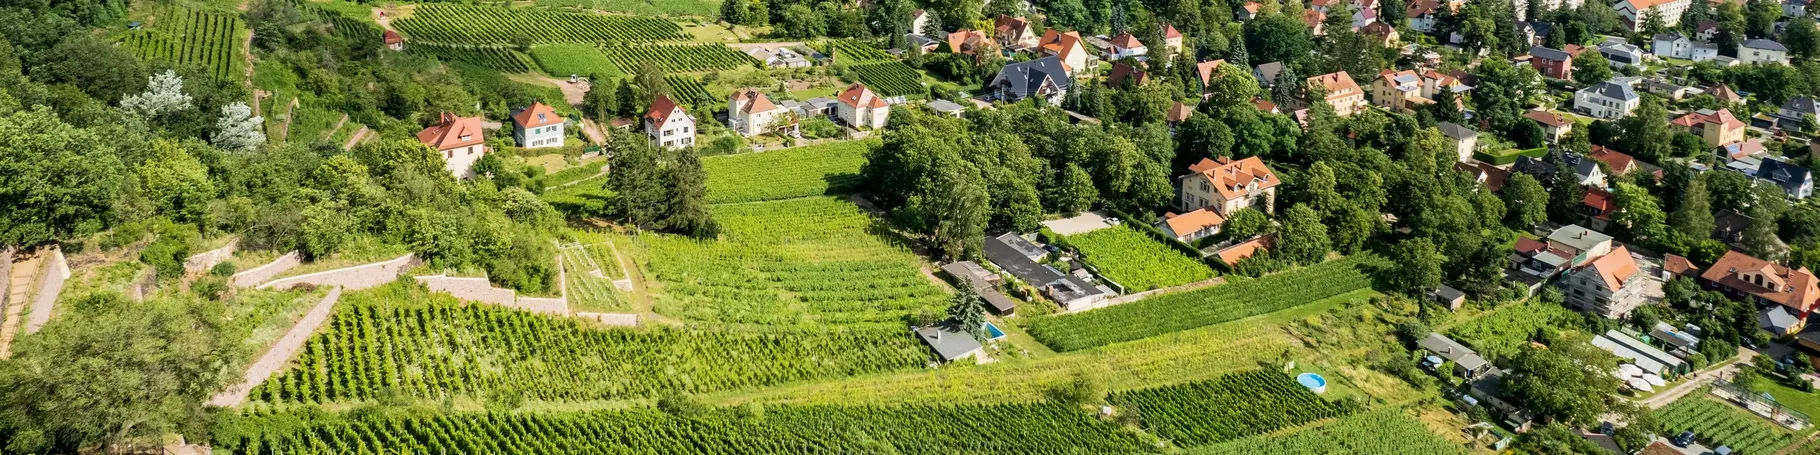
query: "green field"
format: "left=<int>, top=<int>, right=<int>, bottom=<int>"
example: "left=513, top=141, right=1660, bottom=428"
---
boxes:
left=703, top=141, right=874, bottom=204
left=1658, top=396, right=1797, bottom=455
left=392, top=4, right=685, bottom=45
left=1188, top=409, right=1466, bottom=454
left=600, top=44, right=755, bottom=73
left=1445, top=299, right=1581, bottom=361
left=847, top=61, right=925, bottom=97
left=529, top=43, right=623, bottom=78
left=122, top=6, right=245, bottom=80
left=1114, top=370, right=1353, bottom=447
left=1026, top=256, right=1378, bottom=352
left=560, top=230, right=632, bottom=313
left=406, top=43, right=533, bottom=72
left=1063, top=226, right=1214, bottom=291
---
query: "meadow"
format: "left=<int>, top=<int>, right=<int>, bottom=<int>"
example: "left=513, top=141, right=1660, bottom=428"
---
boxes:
left=702, top=141, right=874, bottom=204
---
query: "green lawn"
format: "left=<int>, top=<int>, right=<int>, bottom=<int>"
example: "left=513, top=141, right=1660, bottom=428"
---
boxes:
left=1749, top=376, right=1820, bottom=422
left=702, top=140, right=874, bottom=204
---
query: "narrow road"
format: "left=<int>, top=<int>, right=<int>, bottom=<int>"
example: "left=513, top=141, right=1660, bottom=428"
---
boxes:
left=209, top=287, right=342, bottom=407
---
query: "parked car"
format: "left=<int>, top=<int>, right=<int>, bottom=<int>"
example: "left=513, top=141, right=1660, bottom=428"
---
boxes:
left=1673, top=430, right=1696, bottom=447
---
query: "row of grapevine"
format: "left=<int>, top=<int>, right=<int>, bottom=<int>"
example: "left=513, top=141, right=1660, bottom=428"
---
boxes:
left=406, top=43, right=533, bottom=72
left=392, top=4, right=684, bottom=45
left=1187, top=409, right=1466, bottom=454
left=249, top=282, right=929, bottom=405
left=1658, top=397, right=1796, bottom=455
left=284, top=0, right=380, bottom=43
left=122, top=6, right=244, bottom=80
left=1061, top=226, right=1215, bottom=291
left=600, top=44, right=755, bottom=73
left=847, top=62, right=924, bottom=97
left=703, top=140, right=874, bottom=204
left=664, top=75, right=716, bottom=106
left=217, top=402, right=1154, bottom=455
left=831, top=39, right=892, bottom=63
left=1025, top=255, right=1378, bottom=351
left=1111, top=370, right=1355, bottom=447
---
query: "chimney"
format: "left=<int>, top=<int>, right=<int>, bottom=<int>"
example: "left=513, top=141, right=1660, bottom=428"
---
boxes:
left=440, top=112, right=457, bottom=124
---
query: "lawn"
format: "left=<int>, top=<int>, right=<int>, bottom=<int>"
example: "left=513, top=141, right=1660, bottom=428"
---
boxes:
left=1062, top=226, right=1214, bottom=292
left=702, top=140, right=875, bottom=204
left=529, top=44, right=624, bottom=79
left=1474, top=147, right=1549, bottom=165
left=1748, top=376, right=1820, bottom=422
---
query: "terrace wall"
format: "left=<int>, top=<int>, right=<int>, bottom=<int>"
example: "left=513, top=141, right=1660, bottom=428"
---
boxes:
left=231, top=251, right=300, bottom=288
left=258, top=254, right=416, bottom=291
left=184, top=238, right=238, bottom=273
left=25, top=247, right=67, bottom=334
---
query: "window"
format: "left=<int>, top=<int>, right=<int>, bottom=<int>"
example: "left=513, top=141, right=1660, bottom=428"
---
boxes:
left=1200, top=181, right=1210, bottom=192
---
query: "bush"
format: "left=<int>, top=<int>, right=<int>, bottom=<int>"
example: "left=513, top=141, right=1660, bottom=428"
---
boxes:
left=210, top=261, right=237, bottom=277
left=800, top=117, right=842, bottom=139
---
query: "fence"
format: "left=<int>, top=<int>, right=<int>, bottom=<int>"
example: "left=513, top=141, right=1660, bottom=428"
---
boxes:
left=1710, top=379, right=1812, bottom=430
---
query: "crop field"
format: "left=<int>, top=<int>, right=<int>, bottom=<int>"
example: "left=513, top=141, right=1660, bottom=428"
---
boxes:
left=122, top=6, right=245, bottom=80
left=665, top=75, right=716, bottom=106
left=529, top=43, right=623, bottom=78
left=283, top=0, right=380, bottom=43
left=406, top=43, right=532, bottom=72
left=249, top=283, right=929, bottom=404
left=703, top=140, right=874, bottom=204
left=600, top=44, right=755, bottom=73
left=1026, top=256, right=1378, bottom=351
left=558, top=233, right=631, bottom=313
left=392, top=4, right=685, bottom=45
left=1062, top=226, right=1214, bottom=291
left=848, top=62, right=924, bottom=97
left=1445, top=299, right=1581, bottom=361
left=1113, top=370, right=1354, bottom=447
left=217, top=402, right=1152, bottom=455
left=832, top=39, right=893, bottom=63
left=1658, top=397, right=1796, bottom=455
left=533, top=0, right=718, bottom=16
left=1187, top=409, right=1465, bottom=455
left=637, top=196, right=950, bottom=326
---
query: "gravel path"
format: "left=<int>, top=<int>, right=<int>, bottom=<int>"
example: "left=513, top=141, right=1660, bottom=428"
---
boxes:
left=209, top=287, right=342, bottom=407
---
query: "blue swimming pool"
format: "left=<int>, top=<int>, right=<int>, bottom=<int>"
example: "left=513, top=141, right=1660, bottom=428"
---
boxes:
left=1297, top=372, right=1328, bottom=394
left=984, top=322, right=1007, bottom=340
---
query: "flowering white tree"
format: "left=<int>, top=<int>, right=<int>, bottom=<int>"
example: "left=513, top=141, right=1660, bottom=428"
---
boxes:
left=212, top=101, right=265, bottom=152
left=121, top=70, right=193, bottom=117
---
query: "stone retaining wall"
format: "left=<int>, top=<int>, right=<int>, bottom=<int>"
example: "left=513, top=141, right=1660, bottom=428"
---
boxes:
left=574, top=312, right=638, bottom=326
left=25, top=247, right=66, bottom=334
left=258, top=254, right=416, bottom=291
left=184, top=238, right=239, bottom=274
left=231, top=251, right=300, bottom=288
left=415, top=275, right=570, bottom=316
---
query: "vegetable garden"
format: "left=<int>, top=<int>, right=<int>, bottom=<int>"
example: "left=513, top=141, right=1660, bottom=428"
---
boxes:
left=122, top=6, right=245, bottom=80
left=703, top=140, right=874, bottom=204
left=249, top=283, right=929, bottom=404
left=1061, top=226, right=1214, bottom=291
left=406, top=43, right=533, bottom=73
left=600, top=44, right=756, bottom=73
left=831, top=39, right=893, bottom=63
left=391, top=4, right=685, bottom=45
left=847, top=62, right=925, bottom=97
left=1187, top=409, right=1465, bottom=454
left=1112, top=370, right=1355, bottom=447
left=1658, top=396, right=1796, bottom=455
left=1025, top=256, right=1378, bottom=352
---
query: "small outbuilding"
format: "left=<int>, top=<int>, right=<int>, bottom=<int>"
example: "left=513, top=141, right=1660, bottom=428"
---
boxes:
left=1418, top=332, right=1491, bottom=379
left=1431, top=285, right=1466, bottom=310
left=914, top=323, right=983, bottom=363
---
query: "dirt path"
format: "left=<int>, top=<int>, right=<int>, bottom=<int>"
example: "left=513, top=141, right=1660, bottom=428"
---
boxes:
left=580, top=118, right=607, bottom=145
left=277, top=98, right=298, bottom=142
left=526, top=75, right=589, bottom=107
left=0, top=252, right=42, bottom=359
left=240, top=27, right=256, bottom=90
left=320, top=114, right=348, bottom=141
left=342, top=126, right=369, bottom=150
left=605, top=237, right=653, bottom=315
left=209, top=287, right=342, bottom=407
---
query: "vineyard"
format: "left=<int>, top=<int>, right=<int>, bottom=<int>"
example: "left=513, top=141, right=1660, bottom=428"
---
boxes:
left=406, top=43, right=533, bottom=73
left=638, top=196, right=950, bottom=326
left=217, top=402, right=1153, bottom=455
left=1025, top=256, right=1378, bottom=352
left=1112, top=370, right=1355, bottom=447
left=831, top=39, right=893, bottom=63
left=703, top=140, right=874, bottom=204
left=665, top=75, right=716, bottom=106
left=1445, top=299, right=1581, bottom=361
left=286, top=0, right=380, bottom=44
left=1187, top=409, right=1466, bottom=455
left=529, top=43, right=623, bottom=78
left=1658, top=397, right=1796, bottom=455
left=122, top=6, right=245, bottom=80
left=601, top=44, right=756, bottom=73
left=558, top=230, right=631, bottom=312
left=848, top=62, right=925, bottom=97
left=391, top=4, right=685, bottom=45
left=1062, top=226, right=1214, bottom=291
left=249, top=283, right=929, bottom=404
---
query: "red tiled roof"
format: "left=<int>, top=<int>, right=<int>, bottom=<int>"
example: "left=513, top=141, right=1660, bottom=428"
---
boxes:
left=1109, top=32, right=1144, bottom=49
left=1163, top=209, right=1224, bottom=237
left=416, top=112, right=485, bottom=151
left=1585, top=246, right=1640, bottom=292
left=1590, top=145, right=1637, bottom=174
left=1524, top=110, right=1573, bottom=127
left=646, top=94, right=684, bottom=126
left=1252, top=98, right=1278, bottom=112
left=1308, top=71, right=1360, bottom=100
left=1515, top=237, right=1548, bottom=255
left=837, top=83, right=887, bottom=108
left=1039, top=30, right=1086, bottom=61
left=1162, top=23, right=1183, bottom=39
left=1196, top=60, right=1226, bottom=87
left=732, top=89, right=782, bottom=114
left=1664, top=253, right=1701, bottom=278
left=1167, top=101, right=1193, bottom=122
left=1187, top=156, right=1282, bottom=200
left=511, top=101, right=562, bottom=128
left=1216, top=234, right=1274, bottom=265
left=1583, top=188, right=1614, bottom=220
left=1702, top=250, right=1820, bottom=312
left=383, top=30, right=404, bottom=44
left=1109, top=62, right=1149, bottom=86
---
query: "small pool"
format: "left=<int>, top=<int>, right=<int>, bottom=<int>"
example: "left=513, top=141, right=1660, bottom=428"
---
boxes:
left=984, top=322, right=1007, bottom=341
left=1296, top=373, right=1328, bottom=394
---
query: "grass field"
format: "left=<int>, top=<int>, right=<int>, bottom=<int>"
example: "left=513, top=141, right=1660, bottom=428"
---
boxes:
left=600, top=44, right=755, bottom=73
left=1063, top=226, right=1214, bottom=291
left=1188, top=409, right=1467, bottom=454
left=703, top=141, right=874, bottom=204
left=530, top=43, right=623, bottom=79
left=1658, top=396, right=1798, bottom=455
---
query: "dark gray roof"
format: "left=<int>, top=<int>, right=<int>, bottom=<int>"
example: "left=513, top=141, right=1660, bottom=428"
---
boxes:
left=1744, top=39, right=1788, bottom=51
left=1433, top=285, right=1466, bottom=301
left=1513, top=156, right=1557, bottom=184
left=939, top=261, right=1017, bottom=313
left=1530, top=46, right=1571, bottom=62
left=1418, top=333, right=1489, bottom=372
left=1785, top=96, right=1820, bottom=116
left=991, top=56, right=1071, bottom=100
left=1583, top=80, right=1639, bottom=101
left=1653, top=32, right=1686, bottom=42
left=984, top=233, right=1106, bottom=305
left=1757, top=159, right=1812, bottom=191
left=914, top=323, right=983, bottom=361
left=1438, top=122, right=1478, bottom=139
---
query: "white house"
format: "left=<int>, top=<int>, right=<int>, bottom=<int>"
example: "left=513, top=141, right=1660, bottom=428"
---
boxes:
left=1106, top=32, right=1148, bottom=60
left=644, top=94, right=694, bottom=150
left=1740, top=39, right=1790, bottom=65
left=1574, top=80, right=1641, bottom=119
left=1599, top=42, right=1647, bottom=67
left=1614, top=0, right=1691, bottom=31
left=417, top=112, right=488, bottom=178
left=1652, top=32, right=1692, bottom=59
left=836, top=83, right=890, bottom=130
left=910, top=9, right=931, bottom=35
left=729, top=89, right=793, bottom=137
left=1438, top=122, right=1479, bottom=163
left=510, top=101, right=564, bottom=149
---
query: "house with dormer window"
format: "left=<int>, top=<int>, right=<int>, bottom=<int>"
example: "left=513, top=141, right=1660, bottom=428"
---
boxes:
left=1306, top=71, right=1367, bottom=117
left=417, top=112, right=488, bottom=178
left=1176, top=156, right=1282, bottom=216
left=1559, top=246, right=1654, bottom=318
left=510, top=101, right=565, bottom=149
left=1701, top=250, right=1820, bottom=331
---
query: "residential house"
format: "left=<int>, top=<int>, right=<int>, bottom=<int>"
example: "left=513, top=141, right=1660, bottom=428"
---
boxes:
left=1108, top=62, right=1150, bottom=87
left=943, top=29, right=995, bottom=57
left=1614, top=0, right=1692, bottom=31
left=1421, top=70, right=1472, bottom=105
left=1371, top=70, right=1429, bottom=113
left=1106, top=32, right=1148, bottom=60
left=1530, top=46, right=1573, bottom=80
left=910, top=9, right=930, bottom=34
left=748, top=47, right=811, bottom=69
left=1407, top=0, right=1449, bottom=32
left=1764, top=306, right=1804, bottom=335
left=1213, top=234, right=1274, bottom=266
left=1303, top=9, right=1327, bottom=36
left=1253, top=62, right=1286, bottom=87
left=926, top=99, right=967, bottom=118
left=1690, top=41, right=1720, bottom=61
left=914, top=323, right=984, bottom=362
left=644, top=94, right=694, bottom=150
left=1160, top=24, right=1184, bottom=55
left=940, top=261, right=1017, bottom=314
left=1037, top=30, right=1094, bottom=73
left=1593, top=330, right=1689, bottom=377
left=1740, top=39, right=1790, bottom=65
left=1651, top=32, right=1693, bottom=59
left=1779, top=96, right=1820, bottom=126
left=1559, top=246, right=1653, bottom=318
left=1644, top=79, right=1693, bottom=100
left=1589, top=145, right=1644, bottom=177
left=1670, top=108, right=1746, bottom=146
left=1158, top=208, right=1224, bottom=242
left=1418, top=333, right=1493, bottom=379
left=1438, top=122, right=1479, bottom=162
left=1574, top=79, right=1641, bottom=119
left=509, top=101, right=564, bottom=149
left=1701, top=250, right=1820, bottom=328
left=416, top=112, right=488, bottom=178
left=1166, top=101, right=1193, bottom=124
left=1313, top=0, right=1380, bottom=28
left=994, top=15, right=1038, bottom=50
left=1456, top=161, right=1512, bottom=191
left=1177, top=156, right=1282, bottom=215
left=1697, top=21, right=1719, bottom=40
left=382, top=30, right=404, bottom=51
left=1583, top=187, right=1616, bottom=230
left=989, top=56, right=1071, bottom=103
left=1717, top=139, right=1768, bottom=163
left=1758, top=159, right=1815, bottom=199
left=1789, top=0, right=1812, bottom=17
left=1546, top=224, right=1615, bottom=267
left=1567, top=152, right=1608, bottom=186
left=1361, top=22, right=1400, bottom=47
left=1237, top=2, right=1263, bottom=20
left=835, top=83, right=890, bottom=130
left=1714, top=209, right=1757, bottom=245
left=1513, top=155, right=1560, bottom=186
left=983, top=233, right=1110, bottom=311
left=1524, top=110, right=1574, bottom=143
left=1711, top=84, right=1744, bottom=104
left=1599, top=42, right=1647, bottom=67
left=1306, top=71, right=1367, bottom=117
left=729, top=89, right=794, bottom=137
left=1194, top=59, right=1227, bottom=96
left=1510, top=236, right=1573, bottom=285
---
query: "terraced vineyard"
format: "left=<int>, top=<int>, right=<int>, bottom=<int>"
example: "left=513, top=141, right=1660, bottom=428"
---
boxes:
left=665, top=75, right=716, bottom=106
left=832, top=39, right=893, bottom=63
left=529, top=43, right=623, bottom=78
left=848, top=61, right=924, bottom=97
left=1658, top=397, right=1796, bottom=455
left=250, top=283, right=929, bottom=404
left=287, top=0, right=380, bottom=43
left=559, top=231, right=631, bottom=312
left=601, top=44, right=755, bottom=73
left=703, top=140, right=874, bottom=204
left=638, top=196, right=949, bottom=326
left=122, top=6, right=245, bottom=80
left=1026, top=256, right=1378, bottom=351
left=1113, top=370, right=1355, bottom=447
left=392, top=4, right=685, bottom=45
left=406, top=43, right=533, bottom=72
left=1062, top=226, right=1214, bottom=291
left=1188, top=409, right=1465, bottom=454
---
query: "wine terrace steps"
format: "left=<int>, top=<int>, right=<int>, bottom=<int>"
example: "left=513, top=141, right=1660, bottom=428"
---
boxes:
left=0, top=250, right=44, bottom=359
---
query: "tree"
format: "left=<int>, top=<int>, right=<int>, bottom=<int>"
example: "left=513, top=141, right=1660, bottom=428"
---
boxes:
left=1389, top=237, right=1444, bottom=296
left=1617, top=97, right=1673, bottom=162
left=720, top=0, right=752, bottom=24
left=1471, top=59, right=1542, bottom=131
left=1205, top=64, right=1261, bottom=108
left=663, top=147, right=720, bottom=239
left=1788, top=16, right=1820, bottom=60
left=1245, top=14, right=1312, bottom=68
left=608, top=135, right=668, bottom=228
left=1277, top=205, right=1331, bottom=264
left=583, top=81, right=618, bottom=123
left=1671, top=178, right=1715, bottom=240
left=946, top=285, right=989, bottom=341
left=136, top=140, right=216, bottom=223
left=1501, top=338, right=1621, bottom=424
left=1612, top=181, right=1667, bottom=241
left=926, top=156, right=989, bottom=260
left=1224, top=208, right=1270, bottom=240
left=1503, top=173, right=1550, bottom=229
left=1571, top=51, right=1612, bottom=85
left=121, top=69, right=192, bottom=118
left=779, top=3, right=829, bottom=38
left=1047, top=164, right=1098, bottom=215
left=211, top=101, right=265, bottom=152
left=1746, top=0, right=1779, bottom=38
left=0, top=107, right=124, bottom=248
left=614, top=79, right=640, bottom=117
left=1049, top=0, right=1091, bottom=31
left=633, top=62, right=670, bottom=112
left=1548, top=162, right=1588, bottom=222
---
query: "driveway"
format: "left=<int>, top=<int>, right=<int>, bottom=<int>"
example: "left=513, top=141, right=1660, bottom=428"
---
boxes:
left=1040, top=211, right=1118, bottom=235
